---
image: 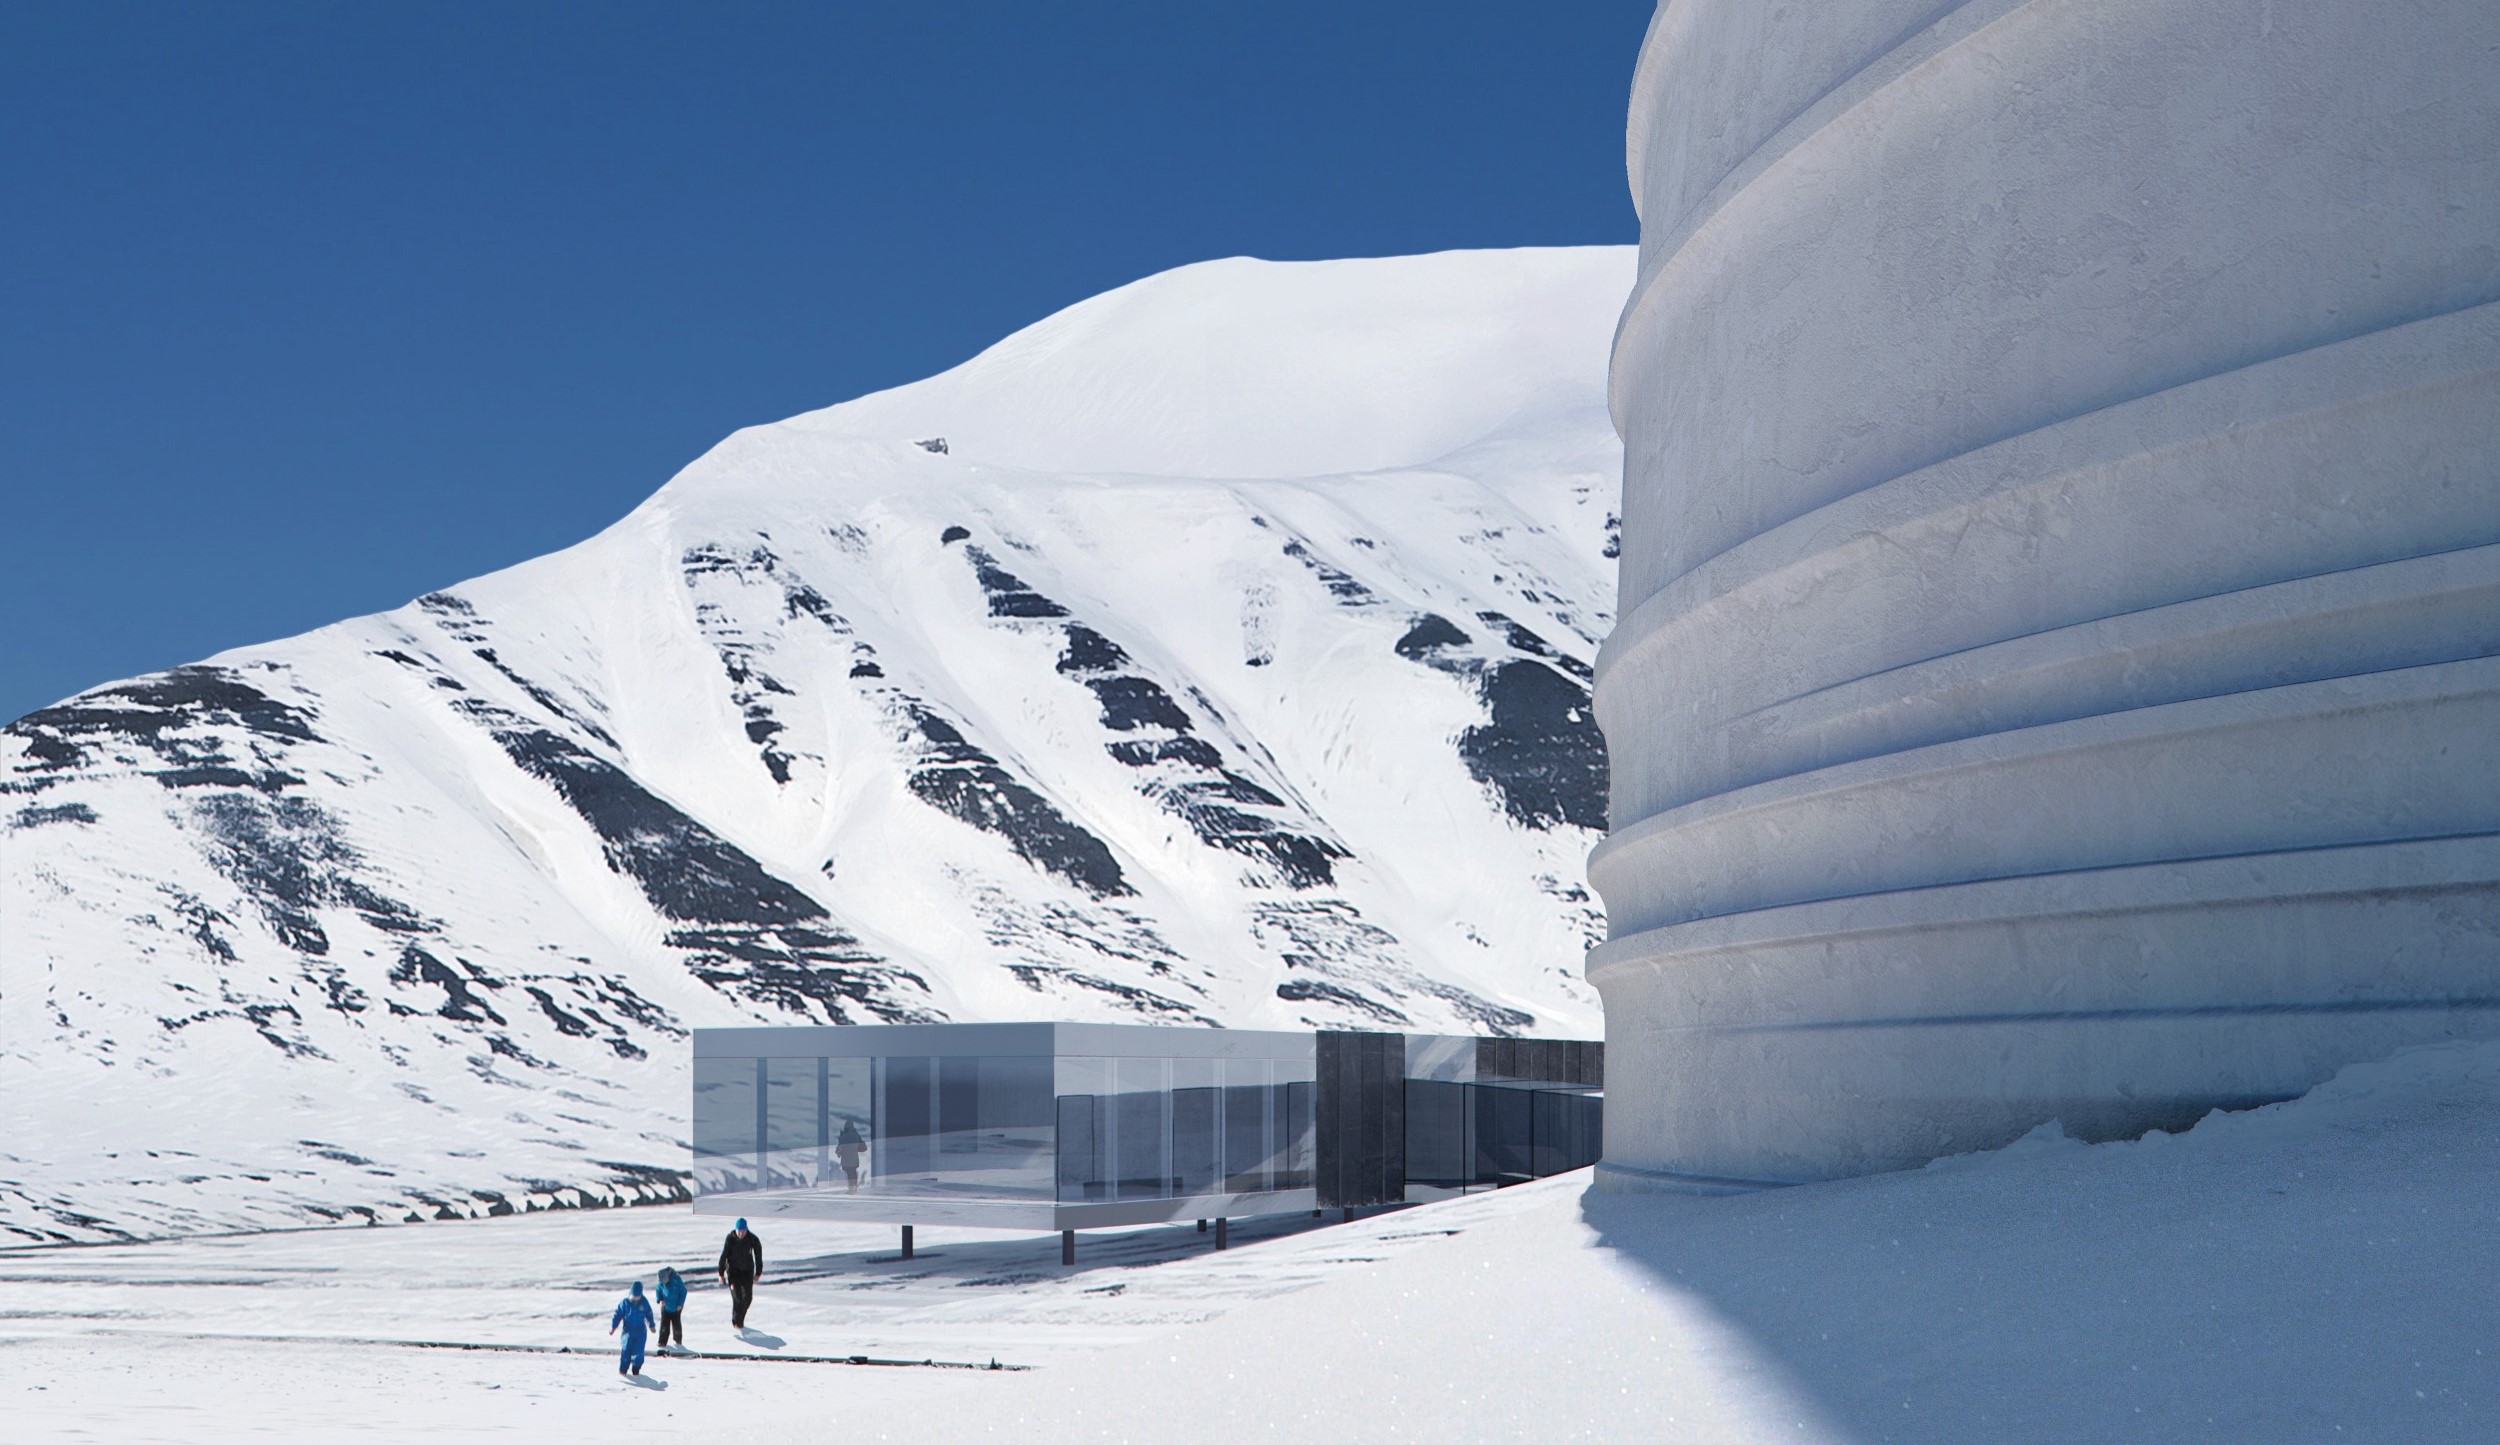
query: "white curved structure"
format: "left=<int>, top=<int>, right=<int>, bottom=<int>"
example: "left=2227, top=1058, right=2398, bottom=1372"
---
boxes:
left=1593, top=0, right=2500, bottom=1189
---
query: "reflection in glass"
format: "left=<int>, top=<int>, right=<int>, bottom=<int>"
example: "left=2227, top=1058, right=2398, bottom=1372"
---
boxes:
left=1114, top=1057, right=1167, bottom=1200
left=707, top=1046, right=1322, bottom=1210
left=1223, top=1063, right=1270, bottom=1193
left=762, top=1055, right=817, bottom=1190
left=692, top=1055, right=758, bottom=1196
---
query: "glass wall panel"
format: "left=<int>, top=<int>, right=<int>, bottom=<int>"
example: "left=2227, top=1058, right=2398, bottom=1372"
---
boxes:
left=1114, top=1056, right=1168, bottom=1200
left=1172, top=1087, right=1219, bottom=1196
left=938, top=1056, right=984, bottom=1153
left=842, top=1053, right=1056, bottom=1200
left=1054, top=1058, right=1115, bottom=1203
left=761, top=1055, right=821, bottom=1190
left=1282, top=1079, right=1315, bottom=1189
left=879, top=1055, right=935, bottom=1181
left=918, top=1055, right=1052, bottom=1199
left=1528, top=1089, right=1602, bottom=1177
left=1222, top=1061, right=1271, bottom=1193
left=1478, top=1083, right=1535, bottom=1183
left=826, top=1059, right=871, bottom=1191
left=1056, top=1094, right=1102, bottom=1202
left=691, top=1055, right=759, bottom=1195
left=1404, top=1078, right=1473, bottom=1187
left=1405, top=1034, right=1476, bottom=1083
left=704, top=1045, right=1325, bottom=1209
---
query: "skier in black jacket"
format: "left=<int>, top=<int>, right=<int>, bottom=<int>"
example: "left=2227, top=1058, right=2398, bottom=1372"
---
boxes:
left=717, top=1217, right=764, bottom=1329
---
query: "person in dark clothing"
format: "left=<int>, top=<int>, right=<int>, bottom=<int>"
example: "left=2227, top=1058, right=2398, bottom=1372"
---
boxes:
left=610, top=1279, right=654, bottom=1376
left=653, top=1265, right=687, bottom=1350
left=835, top=1119, right=867, bottom=1192
left=718, top=1217, right=763, bottom=1329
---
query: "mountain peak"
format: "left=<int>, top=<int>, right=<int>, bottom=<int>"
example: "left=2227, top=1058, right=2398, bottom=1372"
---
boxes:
left=781, top=246, right=1633, bottom=481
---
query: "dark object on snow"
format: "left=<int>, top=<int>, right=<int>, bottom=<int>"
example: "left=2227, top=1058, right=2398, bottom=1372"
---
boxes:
left=916, top=437, right=949, bottom=454
left=611, top=1281, right=654, bottom=1374
left=718, top=1221, right=763, bottom=1327
left=654, top=1266, right=687, bottom=1348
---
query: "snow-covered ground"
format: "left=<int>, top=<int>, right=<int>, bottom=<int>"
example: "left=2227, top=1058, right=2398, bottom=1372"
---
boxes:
left=9, top=1039, right=2497, bottom=1442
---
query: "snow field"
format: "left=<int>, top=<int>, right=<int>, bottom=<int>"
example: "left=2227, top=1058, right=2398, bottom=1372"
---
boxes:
left=8, top=1038, right=2499, bottom=1441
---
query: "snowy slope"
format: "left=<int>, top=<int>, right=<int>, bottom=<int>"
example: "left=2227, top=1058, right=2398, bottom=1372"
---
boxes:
left=0, top=245, right=1633, bottom=1243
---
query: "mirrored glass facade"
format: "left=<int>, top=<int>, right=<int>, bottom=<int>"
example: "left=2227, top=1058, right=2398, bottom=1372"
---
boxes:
left=691, top=1023, right=1594, bottom=1231
left=693, top=1023, right=1320, bottom=1230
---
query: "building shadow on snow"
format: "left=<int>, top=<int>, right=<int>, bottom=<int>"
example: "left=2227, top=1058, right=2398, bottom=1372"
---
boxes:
left=1575, top=1132, right=2500, bottom=1444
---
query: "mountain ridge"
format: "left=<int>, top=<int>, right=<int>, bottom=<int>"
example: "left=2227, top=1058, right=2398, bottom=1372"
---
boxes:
left=2, top=245, right=1631, bottom=1243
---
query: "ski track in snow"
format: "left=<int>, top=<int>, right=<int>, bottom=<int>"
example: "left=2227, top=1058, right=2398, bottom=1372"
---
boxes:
left=1, top=247, right=1627, bottom=1243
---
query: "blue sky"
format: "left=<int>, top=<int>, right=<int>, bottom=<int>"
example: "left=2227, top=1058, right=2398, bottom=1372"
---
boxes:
left=0, top=1, right=1649, bottom=724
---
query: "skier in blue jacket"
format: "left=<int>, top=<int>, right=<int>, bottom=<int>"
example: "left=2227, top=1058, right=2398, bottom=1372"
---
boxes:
left=610, top=1279, right=655, bottom=1376
left=653, top=1266, right=688, bottom=1351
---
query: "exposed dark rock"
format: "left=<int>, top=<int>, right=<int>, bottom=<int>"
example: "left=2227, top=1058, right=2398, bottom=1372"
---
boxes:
left=391, top=943, right=504, bottom=1025
left=1055, top=620, right=1347, bottom=889
left=184, top=788, right=435, bottom=957
left=964, top=546, right=1071, bottom=619
left=665, top=925, right=929, bottom=1025
left=1087, top=675, right=1195, bottom=733
left=1395, top=613, right=1471, bottom=662
left=451, top=698, right=919, bottom=1022
left=1274, top=977, right=1409, bottom=1025
left=4, top=667, right=318, bottom=784
left=463, top=703, right=814, bottom=926
left=678, top=543, right=828, bottom=785
left=899, top=703, right=1133, bottom=899
left=1476, top=611, right=1594, bottom=680
left=1390, top=610, right=1606, bottom=833
left=417, top=594, right=620, bottom=750
left=1054, top=624, right=1129, bottom=675
left=1459, top=661, right=1608, bottom=832
left=1280, top=538, right=1376, bottom=604
left=1006, top=964, right=1211, bottom=1021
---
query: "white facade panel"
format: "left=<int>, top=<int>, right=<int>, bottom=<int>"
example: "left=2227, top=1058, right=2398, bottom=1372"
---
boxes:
left=1597, top=0, right=2500, bottom=1186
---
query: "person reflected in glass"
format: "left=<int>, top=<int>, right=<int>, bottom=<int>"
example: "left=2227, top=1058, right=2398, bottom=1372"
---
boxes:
left=718, top=1216, right=764, bottom=1330
left=836, top=1118, right=867, bottom=1192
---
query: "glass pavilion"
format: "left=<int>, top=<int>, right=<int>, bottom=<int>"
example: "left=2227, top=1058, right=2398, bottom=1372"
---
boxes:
left=691, top=1021, right=1601, bottom=1236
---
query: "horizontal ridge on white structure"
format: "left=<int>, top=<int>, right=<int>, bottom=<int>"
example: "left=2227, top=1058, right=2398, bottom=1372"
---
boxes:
left=1594, top=0, right=2500, bottom=1187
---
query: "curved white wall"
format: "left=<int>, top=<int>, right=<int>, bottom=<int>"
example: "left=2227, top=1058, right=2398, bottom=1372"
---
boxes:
left=1595, top=0, right=2500, bottom=1190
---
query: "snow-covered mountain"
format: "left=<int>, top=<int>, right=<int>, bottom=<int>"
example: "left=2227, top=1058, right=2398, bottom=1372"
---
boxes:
left=1, top=246, right=1631, bottom=1243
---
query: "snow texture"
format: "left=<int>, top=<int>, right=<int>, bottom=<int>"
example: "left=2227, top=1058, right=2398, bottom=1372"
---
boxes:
left=1595, top=0, right=2500, bottom=1187
left=5, top=1039, right=2498, bottom=1441
left=1, top=246, right=1631, bottom=1244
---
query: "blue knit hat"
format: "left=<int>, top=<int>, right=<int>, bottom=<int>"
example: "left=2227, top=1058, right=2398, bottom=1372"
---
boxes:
left=735, top=1217, right=748, bottom=1230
